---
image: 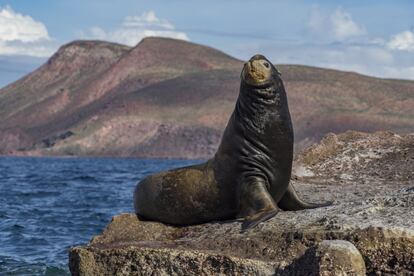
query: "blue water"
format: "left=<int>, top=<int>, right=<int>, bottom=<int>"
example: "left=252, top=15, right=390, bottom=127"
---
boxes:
left=0, top=157, right=200, bottom=275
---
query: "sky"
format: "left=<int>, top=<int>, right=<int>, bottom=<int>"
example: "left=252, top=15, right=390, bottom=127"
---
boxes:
left=0, top=0, right=414, bottom=88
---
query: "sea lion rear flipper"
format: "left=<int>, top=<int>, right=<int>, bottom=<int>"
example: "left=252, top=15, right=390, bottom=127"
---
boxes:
left=277, top=183, right=332, bottom=211
left=239, top=177, right=279, bottom=232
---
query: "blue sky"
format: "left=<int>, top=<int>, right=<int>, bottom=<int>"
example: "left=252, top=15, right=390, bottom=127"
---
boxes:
left=0, top=0, right=414, bottom=87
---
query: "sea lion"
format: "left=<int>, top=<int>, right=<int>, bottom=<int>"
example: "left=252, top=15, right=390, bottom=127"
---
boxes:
left=134, top=54, right=331, bottom=231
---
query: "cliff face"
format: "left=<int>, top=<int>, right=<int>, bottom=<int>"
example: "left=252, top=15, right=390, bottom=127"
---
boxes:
left=69, top=131, right=414, bottom=275
left=1, top=37, right=414, bottom=158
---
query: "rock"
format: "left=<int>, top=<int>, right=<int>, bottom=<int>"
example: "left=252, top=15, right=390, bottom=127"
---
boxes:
left=293, top=131, right=413, bottom=183
left=69, top=132, right=414, bottom=275
left=314, top=240, right=366, bottom=275
left=70, top=188, right=414, bottom=275
left=283, top=240, right=366, bottom=275
left=70, top=246, right=276, bottom=276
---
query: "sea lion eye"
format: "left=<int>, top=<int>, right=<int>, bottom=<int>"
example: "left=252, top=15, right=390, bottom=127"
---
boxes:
left=263, top=62, right=270, bottom=68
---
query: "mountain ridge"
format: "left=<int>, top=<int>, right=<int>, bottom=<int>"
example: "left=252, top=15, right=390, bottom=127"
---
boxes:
left=0, top=37, right=413, bottom=158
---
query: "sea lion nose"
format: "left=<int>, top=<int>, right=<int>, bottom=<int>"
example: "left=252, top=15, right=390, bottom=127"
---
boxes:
left=244, top=61, right=253, bottom=71
left=249, top=60, right=260, bottom=71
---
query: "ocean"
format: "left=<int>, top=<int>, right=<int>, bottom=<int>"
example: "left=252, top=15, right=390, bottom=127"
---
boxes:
left=0, top=157, right=200, bottom=275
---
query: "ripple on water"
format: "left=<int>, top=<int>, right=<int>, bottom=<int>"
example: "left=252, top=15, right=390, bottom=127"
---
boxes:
left=0, top=157, right=201, bottom=274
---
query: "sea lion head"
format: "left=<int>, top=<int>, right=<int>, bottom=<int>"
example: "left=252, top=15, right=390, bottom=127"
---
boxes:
left=241, top=54, right=281, bottom=87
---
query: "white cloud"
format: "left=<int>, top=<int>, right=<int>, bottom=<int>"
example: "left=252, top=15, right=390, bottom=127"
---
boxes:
left=387, top=30, right=414, bottom=51
left=80, top=11, right=189, bottom=46
left=88, top=27, right=107, bottom=40
left=123, top=11, right=174, bottom=30
left=230, top=39, right=414, bottom=80
left=0, top=40, right=55, bottom=57
left=287, top=7, right=414, bottom=78
left=0, top=6, right=49, bottom=42
left=330, top=8, right=365, bottom=40
left=307, top=6, right=365, bottom=41
left=0, top=6, right=54, bottom=56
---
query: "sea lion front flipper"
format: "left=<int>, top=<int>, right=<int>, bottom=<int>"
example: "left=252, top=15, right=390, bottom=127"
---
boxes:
left=239, top=176, right=279, bottom=232
left=277, top=183, right=332, bottom=211
left=241, top=209, right=278, bottom=232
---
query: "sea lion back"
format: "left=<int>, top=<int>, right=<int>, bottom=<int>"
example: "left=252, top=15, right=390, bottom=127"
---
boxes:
left=134, top=160, right=230, bottom=225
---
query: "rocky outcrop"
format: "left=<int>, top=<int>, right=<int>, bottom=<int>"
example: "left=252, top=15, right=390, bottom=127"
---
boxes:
left=69, top=132, right=414, bottom=275
left=293, top=130, right=413, bottom=182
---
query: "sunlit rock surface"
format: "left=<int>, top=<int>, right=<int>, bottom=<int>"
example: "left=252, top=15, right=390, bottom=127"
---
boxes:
left=69, top=131, right=414, bottom=275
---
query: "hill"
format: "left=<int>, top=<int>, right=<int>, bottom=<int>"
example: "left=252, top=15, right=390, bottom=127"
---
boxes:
left=0, top=37, right=413, bottom=158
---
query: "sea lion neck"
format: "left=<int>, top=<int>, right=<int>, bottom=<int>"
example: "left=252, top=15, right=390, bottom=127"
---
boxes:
left=239, top=79, right=284, bottom=107
left=233, top=81, right=284, bottom=135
